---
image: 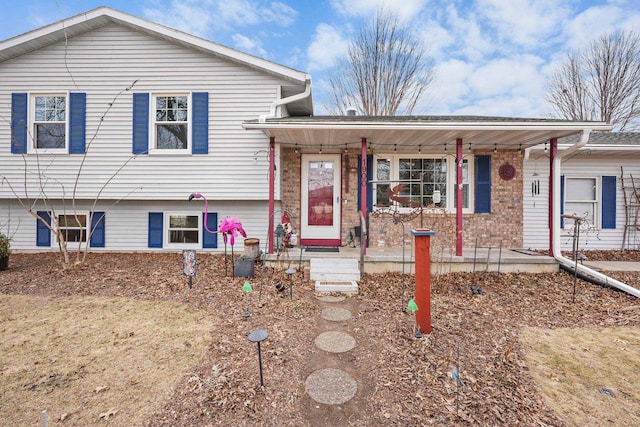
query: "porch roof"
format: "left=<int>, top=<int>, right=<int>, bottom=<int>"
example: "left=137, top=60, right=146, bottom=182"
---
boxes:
left=243, top=115, right=612, bottom=152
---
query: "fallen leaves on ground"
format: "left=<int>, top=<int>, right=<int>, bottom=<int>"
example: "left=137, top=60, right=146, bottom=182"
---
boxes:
left=1, top=251, right=639, bottom=426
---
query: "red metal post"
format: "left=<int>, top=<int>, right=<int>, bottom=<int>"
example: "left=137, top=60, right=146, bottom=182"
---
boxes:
left=360, top=137, right=367, bottom=255
left=412, top=228, right=435, bottom=334
left=548, top=138, right=558, bottom=256
left=455, top=138, right=463, bottom=256
left=268, top=137, right=275, bottom=253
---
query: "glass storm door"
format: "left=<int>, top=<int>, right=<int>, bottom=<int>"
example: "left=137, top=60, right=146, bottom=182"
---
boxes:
left=300, top=154, right=341, bottom=245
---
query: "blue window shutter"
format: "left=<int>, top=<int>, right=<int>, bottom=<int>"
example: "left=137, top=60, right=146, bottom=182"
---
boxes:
left=36, top=211, right=51, bottom=247
left=192, top=92, right=209, bottom=154
left=132, top=93, right=149, bottom=154
left=202, top=212, right=218, bottom=248
left=602, top=176, right=616, bottom=229
left=90, top=211, right=106, bottom=248
left=11, top=93, right=28, bottom=154
left=560, top=175, right=565, bottom=228
left=148, top=212, right=163, bottom=248
left=69, top=92, right=86, bottom=154
left=475, top=155, right=491, bottom=213
left=356, top=155, right=374, bottom=212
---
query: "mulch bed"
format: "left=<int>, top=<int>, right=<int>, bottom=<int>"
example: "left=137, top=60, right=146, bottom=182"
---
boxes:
left=564, top=249, right=640, bottom=262
left=1, top=252, right=639, bottom=426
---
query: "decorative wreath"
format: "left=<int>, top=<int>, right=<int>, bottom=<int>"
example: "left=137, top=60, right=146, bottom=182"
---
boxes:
left=499, top=163, right=516, bottom=181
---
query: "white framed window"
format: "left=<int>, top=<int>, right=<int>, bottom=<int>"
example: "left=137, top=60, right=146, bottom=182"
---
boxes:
left=57, top=213, right=88, bottom=244
left=453, top=158, right=471, bottom=211
left=564, top=176, right=598, bottom=228
left=165, top=213, right=200, bottom=247
left=152, top=94, right=190, bottom=152
left=373, top=155, right=474, bottom=213
left=30, top=94, right=67, bottom=153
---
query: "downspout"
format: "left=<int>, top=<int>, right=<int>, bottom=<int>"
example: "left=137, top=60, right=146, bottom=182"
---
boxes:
left=260, top=78, right=310, bottom=252
left=552, top=130, right=640, bottom=298
left=259, top=78, right=312, bottom=123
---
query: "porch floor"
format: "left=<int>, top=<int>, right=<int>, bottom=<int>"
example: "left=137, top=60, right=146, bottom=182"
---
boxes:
left=264, top=246, right=558, bottom=274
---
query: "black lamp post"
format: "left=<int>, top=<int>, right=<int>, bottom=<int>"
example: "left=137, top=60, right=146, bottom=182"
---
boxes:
left=247, top=328, right=268, bottom=387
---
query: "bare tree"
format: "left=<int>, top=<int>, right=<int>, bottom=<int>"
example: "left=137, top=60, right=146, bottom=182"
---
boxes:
left=546, top=30, right=640, bottom=130
left=327, top=9, right=434, bottom=116
left=1, top=81, right=143, bottom=269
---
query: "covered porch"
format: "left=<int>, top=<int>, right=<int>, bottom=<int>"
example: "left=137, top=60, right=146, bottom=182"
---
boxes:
left=244, top=115, right=612, bottom=261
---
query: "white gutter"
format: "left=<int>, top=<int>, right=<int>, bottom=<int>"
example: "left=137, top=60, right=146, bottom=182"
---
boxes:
left=259, top=78, right=312, bottom=123
left=552, top=129, right=640, bottom=298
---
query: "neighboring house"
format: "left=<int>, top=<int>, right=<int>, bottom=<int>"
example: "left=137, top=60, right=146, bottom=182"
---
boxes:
left=523, top=132, right=640, bottom=251
left=0, top=7, right=311, bottom=252
left=2, top=7, right=636, bottom=258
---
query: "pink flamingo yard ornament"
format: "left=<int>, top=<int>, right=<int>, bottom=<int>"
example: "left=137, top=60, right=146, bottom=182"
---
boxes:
left=189, top=193, right=246, bottom=276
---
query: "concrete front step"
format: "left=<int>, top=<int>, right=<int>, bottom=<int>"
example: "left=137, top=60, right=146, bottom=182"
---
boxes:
left=310, top=258, right=360, bottom=293
left=315, top=281, right=359, bottom=293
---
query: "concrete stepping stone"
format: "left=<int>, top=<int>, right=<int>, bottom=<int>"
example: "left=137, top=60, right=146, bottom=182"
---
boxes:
left=315, top=331, right=356, bottom=353
left=321, top=307, right=352, bottom=322
left=315, top=295, right=346, bottom=303
left=305, top=368, right=357, bottom=405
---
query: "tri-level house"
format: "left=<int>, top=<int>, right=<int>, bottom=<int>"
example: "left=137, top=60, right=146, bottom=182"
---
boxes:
left=1, top=6, right=311, bottom=253
left=2, top=6, right=639, bottom=271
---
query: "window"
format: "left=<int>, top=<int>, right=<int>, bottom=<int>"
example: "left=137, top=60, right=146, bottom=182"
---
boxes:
left=58, top=214, right=87, bottom=243
left=454, top=159, right=470, bottom=210
left=564, top=177, right=598, bottom=228
left=153, top=95, right=189, bottom=151
left=373, top=155, right=473, bottom=212
left=167, top=214, right=200, bottom=246
left=31, top=95, right=67, bottom=151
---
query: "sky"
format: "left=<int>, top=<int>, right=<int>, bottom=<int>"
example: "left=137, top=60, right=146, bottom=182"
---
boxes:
left=1, top=0, right=639, bottom=117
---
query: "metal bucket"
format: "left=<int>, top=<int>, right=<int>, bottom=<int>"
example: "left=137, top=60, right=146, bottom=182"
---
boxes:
left=244, top=238, right=260, bottom=259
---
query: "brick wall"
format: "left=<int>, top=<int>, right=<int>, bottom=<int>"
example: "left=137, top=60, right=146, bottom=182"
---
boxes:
left=281, top=148, right=523, bottom=250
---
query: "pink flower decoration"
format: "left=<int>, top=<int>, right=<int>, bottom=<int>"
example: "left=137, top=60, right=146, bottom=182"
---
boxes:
left=219, top=217, right=246, bottom=246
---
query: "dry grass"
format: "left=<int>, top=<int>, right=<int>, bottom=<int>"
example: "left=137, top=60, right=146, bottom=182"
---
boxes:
left=521, top=326, right=640, bottom=427
left=0, top=294, right=216, bottom=426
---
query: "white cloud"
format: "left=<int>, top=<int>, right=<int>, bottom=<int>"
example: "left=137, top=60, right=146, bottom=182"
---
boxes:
left=418, top=20, right=455, bottom=61
left=468, top=55, right=545, bottom=98
left=232, top=34, right=268, bottom=58
left=307, top=23, right=349, bottom=71
left=144, top=1, right=214, bottom=36
left=330, top=0, right=428, bottom=22
left=562, top=4, right=640, bottom=52
left=443, top=5, right=494, bottom=61
left=427, top=59, right=474, bottom=114
left=143, top=0, right=298, bottom=36
left=217, top=0, right=298, bottom=27
left=476, top=0, right=571, bottom=48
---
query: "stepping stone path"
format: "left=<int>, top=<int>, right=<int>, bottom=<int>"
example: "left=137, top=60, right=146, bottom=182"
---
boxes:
left=305, top=296, right=358, bottom=406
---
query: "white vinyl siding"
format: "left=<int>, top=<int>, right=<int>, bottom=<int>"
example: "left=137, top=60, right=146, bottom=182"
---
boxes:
left=0, top=23, right=287, bottom=202
left=523, top=155, right=640, bottom=250
left=0, top=199, right=276, bottom=253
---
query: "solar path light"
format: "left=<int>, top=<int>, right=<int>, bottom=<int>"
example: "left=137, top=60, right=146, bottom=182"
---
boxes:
left=407, top=298, right=421, bottom=338
left=285, top=267, right=296, bottom=300
left=242, top=280, right=252, bottom=318
left=247, top=329, right=268, bottom=387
